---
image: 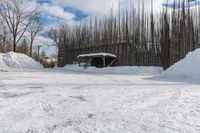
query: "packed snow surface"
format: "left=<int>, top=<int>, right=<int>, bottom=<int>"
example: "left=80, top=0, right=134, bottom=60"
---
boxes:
left=0, top=50, right=200, bottom=132
left=63, top=65, right=163, bottom=75
left=0, top=52, right=43, bottom=70
left=0, top=68, right=200, bottom=133
left=160, top=48, right=200, bottom=82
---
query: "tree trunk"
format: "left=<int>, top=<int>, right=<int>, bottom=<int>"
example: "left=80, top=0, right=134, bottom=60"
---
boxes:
left=13, top=36, right=16, bottom=52
left=30, top=41, right=33, bottom=57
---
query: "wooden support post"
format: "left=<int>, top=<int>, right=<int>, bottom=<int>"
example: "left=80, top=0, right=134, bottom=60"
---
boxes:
left=103, top=56, right=106, bottom=67
left=38, top=45, right=40, bottom=62
left=78, top=58, right=80, bottom=67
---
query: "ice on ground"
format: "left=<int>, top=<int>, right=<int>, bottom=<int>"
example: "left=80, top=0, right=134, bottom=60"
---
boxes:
left=160, top=48, right=200, bottom=82
left=63, top=65, right=163, bottom=75
left=0, top=52, right=43, bottom=70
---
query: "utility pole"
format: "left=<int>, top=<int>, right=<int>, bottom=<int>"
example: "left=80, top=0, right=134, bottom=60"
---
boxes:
left=38, top=45, right=41, bottom=62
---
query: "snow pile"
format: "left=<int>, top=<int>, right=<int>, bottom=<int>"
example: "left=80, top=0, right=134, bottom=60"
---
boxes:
left=161, top=48, right=200, bottom=81
left=63, top=65, right=162, bottom=75
left=0, top=53, right=9, bottom=69
left=0, top=52, right=43, bottom=70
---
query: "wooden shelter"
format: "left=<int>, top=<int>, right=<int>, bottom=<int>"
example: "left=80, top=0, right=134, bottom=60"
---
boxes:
left=77, top=53, right=117, bottom=68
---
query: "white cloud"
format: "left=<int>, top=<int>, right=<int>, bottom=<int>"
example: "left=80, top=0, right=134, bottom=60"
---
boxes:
left=54, top=0, right=165, bottom=16
left=55, top=0, right=119, bottom=16
left=41, top=3, right=75, bottom=21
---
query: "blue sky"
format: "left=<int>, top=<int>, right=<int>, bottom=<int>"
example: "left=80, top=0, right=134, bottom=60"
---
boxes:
left=163, top=0, right=200, bottom=9
left=35, top=0, right=145, bottom=27
left=34, top=0, right=169, bottom=27
left=35, top=0, right=88, bottom=27
left=34, top=0, right=200, bottom=27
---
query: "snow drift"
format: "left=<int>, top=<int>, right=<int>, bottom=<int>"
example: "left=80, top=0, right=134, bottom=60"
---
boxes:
left=0, top=52, right=43, bottom=70
left=63, top=65, right=162, bottom=75
left=160, top=48, right=200, bottom=81
left=0, top=53, right=9, bottom=69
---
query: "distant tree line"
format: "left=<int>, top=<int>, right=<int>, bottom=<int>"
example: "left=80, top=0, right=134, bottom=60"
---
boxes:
left=49, top=0, right=200, bottom=69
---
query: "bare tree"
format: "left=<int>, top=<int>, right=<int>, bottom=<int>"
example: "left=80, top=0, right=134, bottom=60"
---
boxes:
left=27, top=14, right=42, bottom=57
left=47, top=25, right=69, bottom=67
left=0, top=20, right=12, bottom=52
left=47, top=28, right=60, bottom=47
left=16, top=39, right=29, bottom=55
left=0, top=0, right=40, bottom=52
left=48, top=25, right=69, bottom=48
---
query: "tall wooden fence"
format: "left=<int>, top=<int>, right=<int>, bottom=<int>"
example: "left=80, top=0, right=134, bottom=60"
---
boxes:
left=58, top=42, right=161, bottom=67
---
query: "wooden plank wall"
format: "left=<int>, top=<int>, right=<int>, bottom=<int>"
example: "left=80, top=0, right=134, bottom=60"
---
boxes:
left=58, top=42, right=161, bottom=67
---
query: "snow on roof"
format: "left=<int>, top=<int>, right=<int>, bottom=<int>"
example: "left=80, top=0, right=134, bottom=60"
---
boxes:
left=77, top=53, right=117, bottom=58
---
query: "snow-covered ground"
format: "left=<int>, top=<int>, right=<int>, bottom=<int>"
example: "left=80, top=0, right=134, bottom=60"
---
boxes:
left=63, top=65, right=163, bottom=75
left=0, top=68, right=200, bottom=133
left=0, top=50, right=200, bottom=133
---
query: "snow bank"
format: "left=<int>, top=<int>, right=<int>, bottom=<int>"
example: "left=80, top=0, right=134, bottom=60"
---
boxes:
left=160, top=49, right=200, bottom=81
left=63, top=65, right=163, bottom=75
left=0, top=53, right=9, bottom=70
left=0, top=52, right=43, bottom=70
